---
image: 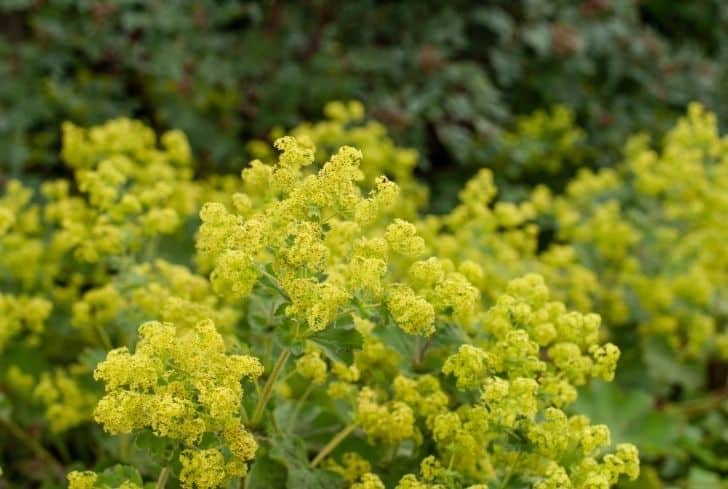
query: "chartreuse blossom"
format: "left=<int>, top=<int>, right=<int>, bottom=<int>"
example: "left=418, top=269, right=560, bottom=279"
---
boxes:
left=33, top=366, right=98, bottom=433
left=1, top=114, right=649, bottom=488
left=296, top=347, right=328, bottom=384
left=355, top=387, right=417, bottom=445
left=326, top=452, right=374, bottom=485
left=417, top=274, right=636, bottom=486
left=493, top=104, right=586, bottom=177
left=66, top=470, right=143, bottom=489
left=67, top=471, right=101, bottom=489
left=126, top=259, right=240, bottom=336
left=51, top=118, right=199, bottom=264
left=548, top=103, right=728, bottom=360
left=351, top=473, right=386, bottom=489
left=0, top=293, right=52, bottom=352
left=188, top=137, right=638, bottom=489
left=418, top=165, right=599, bottom=316
left=245, top=100, right=426, bottom=219
left=0, top=119, right=249, bottom=485
left=196, top=136, right=470, bottom=340
left=91, top=319, right=262, bottom=488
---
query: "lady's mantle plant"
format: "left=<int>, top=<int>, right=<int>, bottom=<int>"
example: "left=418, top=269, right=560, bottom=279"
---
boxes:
left=67, top=133, right=638, bottom=488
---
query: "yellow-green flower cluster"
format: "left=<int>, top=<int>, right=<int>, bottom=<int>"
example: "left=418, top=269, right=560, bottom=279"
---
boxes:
left=66, top=470, right=143, bottom=489
left=389, top=456, right=490, bottom=489
left=127, top=259, right=240, bottom=335
left=0, top=180, right=45, bottom=289
left=296, top=348, right=328, bottom=384
left=422, top=274, right=635, bottom=486
left=197, top=136, right=476, bottom=339
left=355, top=387, right=417, bottom=445
left=189, top=133, right=641, bottom=488
left=33, top=366, right=98, bottom=433
left=246, top=100, right=425, bottom=218
left=548, top=103, right=728, bottom=359
left=0, top=293, right=52, bottom=352
left=494, top=104, right=586, bottom=176
left=0, top=118, right=208, bottom=338
left=66, top=466, right=148, bottom=489
left=2, top=112, right=653, bottom=489
left=0, top=120, right=249, bottom=460
left=419, top=167, right=598, bottom=314
left=93, top=319, right=262, bottom=486
left=326, top=452, right=372, bottom=484
left=51, top=119, right=199, bottom=263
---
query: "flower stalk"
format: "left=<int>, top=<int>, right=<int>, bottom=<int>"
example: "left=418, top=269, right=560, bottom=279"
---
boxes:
left=251, top=348, right=290, bottom=426
left=310, top=423, right=357, bottom=468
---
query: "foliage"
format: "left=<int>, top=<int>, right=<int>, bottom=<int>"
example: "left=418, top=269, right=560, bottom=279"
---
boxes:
left=1, top=1, right=725, bottom=208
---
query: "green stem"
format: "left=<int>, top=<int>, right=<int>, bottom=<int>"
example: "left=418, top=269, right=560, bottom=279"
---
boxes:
left=417, top=336, right=434, bottom=367
left=0, top=417, right=64, bottom=476
left=156, top=466, right=171, bottom=489
left=119, top=433, right=130, bottom=462
left=251, top=349, right=290, bottom=426
left=498, top=454, right=520, bottom=489
left=288, top=383, right=315, bottom=432
left=384, top=444, right=397, bottom=465
left=95, top=323, right=113, bottom=351
left=310, top=423, right=357, bottom=468
left=53, top=436, right=71, bottom=465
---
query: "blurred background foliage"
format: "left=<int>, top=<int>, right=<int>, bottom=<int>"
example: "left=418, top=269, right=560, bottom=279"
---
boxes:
left=1, top=0, right=725, bottom=209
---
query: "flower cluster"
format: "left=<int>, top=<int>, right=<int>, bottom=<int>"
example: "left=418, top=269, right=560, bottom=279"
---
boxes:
left=189, top=137, right=637, bottom=489
left=33, top=366, right=98, bottom=433
left=2, top=114, right=649, bottom=489
left=493, top=104, right=586, bottom=177
left=0, top=118, right=241, bottom=446
left=548, top=103, right=728, bottom=360
left=56, top=118, right=198, bottom=263
left=0, top=293, right=52, bottom=352
left=419, top=166, right=598, bottom=314
left=196, top=135, right=471, bottom=339
left=246, top=100, right=425, bottom=218
left=93, top=319, right=262, bottom=487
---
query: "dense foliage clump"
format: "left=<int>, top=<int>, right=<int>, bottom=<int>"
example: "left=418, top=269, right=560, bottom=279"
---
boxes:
left=2, top=1, right=724, bottom=207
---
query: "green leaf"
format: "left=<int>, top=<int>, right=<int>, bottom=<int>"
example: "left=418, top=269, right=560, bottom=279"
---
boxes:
left=269, top=434, right=343, bottom=489
left=309, top=318, right=363, bottom=364
left=571, top=381, right=683, bottom=457
left=0, top=393, right=11, bottom=419
left=247, top=290, right=287, bottom=333
left=132, top=430, right=176, bottom=462
left=245, top=453, right=287, bottom=489
left=78, top=347, right=108, bottom=372
left=95, top=465, right=143, bottom=486
left=285, top=464, right=342, bottom=489
left=374, top=318, right=416, bottom=360
left=686, top=467, right=725, bottom=489
left=273, top=321, right=306, bottom=355
left=642, top=337, right=704, bottom=391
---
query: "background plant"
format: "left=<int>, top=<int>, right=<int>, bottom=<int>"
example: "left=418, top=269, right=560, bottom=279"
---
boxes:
left=1, top=0, right=725, bottom=208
